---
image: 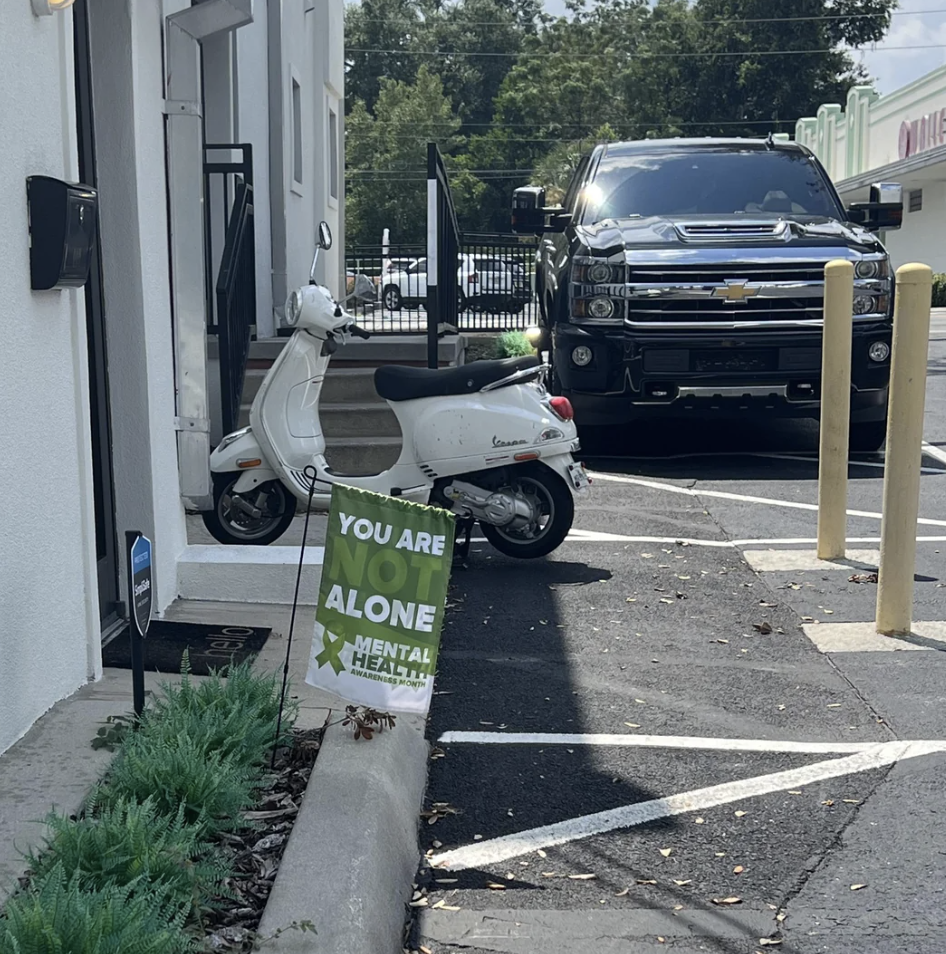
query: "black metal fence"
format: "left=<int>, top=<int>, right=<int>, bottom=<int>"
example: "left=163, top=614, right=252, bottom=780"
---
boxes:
left=204, top=143, right=256, bottom=436
left=344, top=236, right=540, bottom=336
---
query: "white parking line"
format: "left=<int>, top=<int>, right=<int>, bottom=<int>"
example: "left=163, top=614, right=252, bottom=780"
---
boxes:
left=430, top=740, right=943, bottom=871
left=587, top=471, right=946, bottom=527
left=437, top=731, right=879, bottom=755
left=923, top=441, right=946, bottom=469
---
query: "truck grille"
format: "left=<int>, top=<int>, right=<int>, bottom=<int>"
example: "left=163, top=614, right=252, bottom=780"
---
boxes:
left=625, top=262, right=827, bottom=325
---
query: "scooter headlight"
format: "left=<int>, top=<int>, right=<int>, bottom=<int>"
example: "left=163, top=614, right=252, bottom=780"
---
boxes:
left=286, top=290, right=303, bottom=327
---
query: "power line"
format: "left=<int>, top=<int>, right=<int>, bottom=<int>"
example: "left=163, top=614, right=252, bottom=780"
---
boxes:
left=352, top=6, right=946, bottom=28
left=363, top=118, right=803, bottom=127
left=346, top=42, right=946, bottom=59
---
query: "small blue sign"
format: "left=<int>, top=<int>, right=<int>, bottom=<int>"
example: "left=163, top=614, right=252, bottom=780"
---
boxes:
left=129, top=534, right=153, bottom=637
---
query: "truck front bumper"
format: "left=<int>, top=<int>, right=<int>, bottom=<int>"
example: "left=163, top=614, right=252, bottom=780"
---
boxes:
left=554, top=322, right=891, bottom=426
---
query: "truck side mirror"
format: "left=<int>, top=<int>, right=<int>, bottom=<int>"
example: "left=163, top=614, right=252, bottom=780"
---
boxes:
left=847, top=182, right=903, bottom=232
left=512, top=186, right=570, bottom=235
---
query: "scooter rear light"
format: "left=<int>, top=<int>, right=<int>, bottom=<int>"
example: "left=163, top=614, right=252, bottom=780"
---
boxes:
left=468, top=273, right=479, bottom=285
left=549, top=396, right=574, bottom=421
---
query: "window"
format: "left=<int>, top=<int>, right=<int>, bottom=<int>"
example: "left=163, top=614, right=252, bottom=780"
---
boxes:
left=909, top=189, right=923, bottom=213
left=328, top=108, right=339, bottom=201
left=291, top=76, right=303, bottom=190
left=580, top=147, right=841, bottom=224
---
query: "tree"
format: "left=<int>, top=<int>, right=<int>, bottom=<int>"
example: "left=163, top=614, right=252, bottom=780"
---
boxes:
left=346, top=66, right=485, bottom=246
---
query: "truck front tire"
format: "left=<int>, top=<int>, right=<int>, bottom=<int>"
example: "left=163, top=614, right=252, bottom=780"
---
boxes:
left=849, top=420, right=887, bottom=453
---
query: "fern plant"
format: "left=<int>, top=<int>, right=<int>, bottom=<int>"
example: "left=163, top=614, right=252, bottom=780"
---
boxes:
left=96, top=732, right=256, bottom=836
left=27, top=799, right=230, bottom=921
left=144, top=662, right=296, bottom=771
left=0, top=865, right=194, bottom=954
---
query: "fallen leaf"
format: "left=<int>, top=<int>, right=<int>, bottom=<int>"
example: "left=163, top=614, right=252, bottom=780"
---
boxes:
left=624, top=722, right=641, bottom=729
left=626, top=598, right=638, bottom=603
left=734, top=810, right=748, bottom=818
left=410, top=897, right=429, bottom=908
left=615, top=887, right=630, bottom=897
left=657, top=937, right=666, bottom=943
left=827, top=704, right=842, bottom=709
left=537, top=849, right=547, bottom=858
left=712, top=897, right=742, bottom=905
left=715, top=852, right=727, bottom=857
left=637, top=879, right=658, bottom=885
left=486, top=882, right=506, bottom=891
left=430, top=747, right=446, bottom=760
left=851, top=883, right=868, bottom=891
left=733, top=865, right=745, bottom=874
left=673, top=879, right=692, bottom=886
left=843, top=799, right=861, bottom=805
left=694, top=817, right=705, bottom=824
left=777, top=704, right=786, bottom=711
left=473, top=834, right=483, bottom=841
left=432, top=840, right=443, bottom=849
left=569, top=873, right=596, bottom=880
left=479, top=721, right=494, bottom=725
left=849, top=572, right=878, bottom=584
left=788, top=791, right=803, bottom=796
left=635, top=698, right=646, bottom=704
left=674, top=904, right=684, bottom=911
left=440, top=904, right=461, bottom=911
left=420, top=947, right=433, bottom=954
left=753, top=621, right=774, bottom=635
left=776, top=913, right=787, bottom=923
left=435, top=879, right=458, bottom=884
left=541, top=872, right=557, bottom=877
left=759, top=940, right=783, bottom=947
left=660, top=848, right=673, bottom=857
left=715, top=638, right=730, bottom=644
left=660, top=598, right=674, bottom=604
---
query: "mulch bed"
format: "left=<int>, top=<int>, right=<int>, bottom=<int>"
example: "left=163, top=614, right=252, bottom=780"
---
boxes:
left=204, top=727, right=323, bottom=952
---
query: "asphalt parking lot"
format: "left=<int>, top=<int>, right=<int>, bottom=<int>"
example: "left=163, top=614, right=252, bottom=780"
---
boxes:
left=412, top=318, right=946, bottom=954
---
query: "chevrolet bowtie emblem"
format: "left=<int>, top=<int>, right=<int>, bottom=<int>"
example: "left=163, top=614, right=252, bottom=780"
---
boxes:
left=713, top=280, right=759, bottom=303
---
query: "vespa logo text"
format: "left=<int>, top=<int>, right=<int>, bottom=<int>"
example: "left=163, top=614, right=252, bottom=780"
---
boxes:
left=492, top=436, right=528, bottom=448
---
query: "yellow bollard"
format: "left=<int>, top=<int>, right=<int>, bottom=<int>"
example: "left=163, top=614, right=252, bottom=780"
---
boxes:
left=817, top=261, right=855, bottom=561
left=876, top=263, right=933, bottom=636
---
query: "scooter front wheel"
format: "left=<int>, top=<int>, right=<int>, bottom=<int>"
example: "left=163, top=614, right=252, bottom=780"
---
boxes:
left=201, top=474, right=296, bottom=546
left=480, top=464, right=574, bottom=559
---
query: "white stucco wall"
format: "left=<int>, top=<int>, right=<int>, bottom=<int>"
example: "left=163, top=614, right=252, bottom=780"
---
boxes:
left=0, top=7, right=101, bottom=755
left=883, top=182, right=946, bottom=272
left=280, top=0, right=344, bottom=301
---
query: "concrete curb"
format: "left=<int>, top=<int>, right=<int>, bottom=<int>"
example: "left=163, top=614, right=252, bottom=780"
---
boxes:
left=257, top=711, right=429, bottom=953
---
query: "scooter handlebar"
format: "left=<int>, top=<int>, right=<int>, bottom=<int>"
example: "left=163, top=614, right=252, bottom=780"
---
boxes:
left=349, top=324, right=372, bottom=340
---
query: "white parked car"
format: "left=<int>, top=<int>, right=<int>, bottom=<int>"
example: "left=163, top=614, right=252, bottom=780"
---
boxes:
left=380, top=254, right=532, bottom=313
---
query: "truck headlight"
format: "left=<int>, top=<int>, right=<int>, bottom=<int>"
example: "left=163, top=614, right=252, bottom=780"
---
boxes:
left=588, top=262, right=612, bottom=284
left=589, top=297, right=615, bottom=320
left=855, top=260, right=883, bottom=280
left=853, top=294, right=876, bottom=315
left=869, top=341, right=890, bottom=362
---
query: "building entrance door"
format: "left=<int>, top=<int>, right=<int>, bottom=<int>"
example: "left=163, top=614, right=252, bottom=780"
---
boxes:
left=74, top=0, right=120, bottom=631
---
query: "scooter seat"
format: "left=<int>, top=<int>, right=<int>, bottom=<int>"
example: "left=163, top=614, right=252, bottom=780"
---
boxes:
left=374, top=355, right=540, bottom=403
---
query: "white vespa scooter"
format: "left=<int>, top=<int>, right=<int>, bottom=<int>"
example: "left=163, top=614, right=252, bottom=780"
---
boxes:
left=202, top=223, right=589, bottom=559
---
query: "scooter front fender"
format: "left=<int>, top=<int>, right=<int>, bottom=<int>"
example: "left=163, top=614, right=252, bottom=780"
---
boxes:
left=210, top=430, right=279, bottom=493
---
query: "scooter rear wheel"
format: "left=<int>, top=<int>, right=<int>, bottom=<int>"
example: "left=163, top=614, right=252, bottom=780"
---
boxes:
left=480, top=464, right=574, bottom=559
left=201, top=474, right=296, bottom=546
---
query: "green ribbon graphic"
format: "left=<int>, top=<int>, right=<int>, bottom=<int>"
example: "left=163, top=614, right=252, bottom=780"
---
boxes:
left=315, top=629, right=347, bottom=674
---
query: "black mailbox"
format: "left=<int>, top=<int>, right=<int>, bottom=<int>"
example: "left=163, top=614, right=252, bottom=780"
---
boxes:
left=27, top=176, right=98, bottom=291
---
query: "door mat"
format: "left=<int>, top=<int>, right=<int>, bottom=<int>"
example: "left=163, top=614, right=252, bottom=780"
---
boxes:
left=101, top=621, right=272, bottom=677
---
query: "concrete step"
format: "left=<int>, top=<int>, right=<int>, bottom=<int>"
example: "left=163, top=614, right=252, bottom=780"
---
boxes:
left=323, top=437, right=402, bottom=476
left=321, top=404, right=401, bottom=439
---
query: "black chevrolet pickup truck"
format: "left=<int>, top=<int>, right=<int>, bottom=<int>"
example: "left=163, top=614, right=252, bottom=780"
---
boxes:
left=512, top=138, right=904, bottom=451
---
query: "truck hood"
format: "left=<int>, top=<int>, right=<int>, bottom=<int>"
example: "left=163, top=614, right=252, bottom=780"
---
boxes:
left=577, top=214, right=883, bottom=258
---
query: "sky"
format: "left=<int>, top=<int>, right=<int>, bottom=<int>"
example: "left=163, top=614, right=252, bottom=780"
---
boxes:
left=858, top=0, right=946, bottom=94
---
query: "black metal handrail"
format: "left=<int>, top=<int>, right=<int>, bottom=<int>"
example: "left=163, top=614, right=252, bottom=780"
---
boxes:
left=216, top=178, right=256, bottom=436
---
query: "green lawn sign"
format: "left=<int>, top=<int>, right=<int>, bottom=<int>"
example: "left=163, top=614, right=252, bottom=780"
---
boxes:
left=306, top=484, right=455, bottom=715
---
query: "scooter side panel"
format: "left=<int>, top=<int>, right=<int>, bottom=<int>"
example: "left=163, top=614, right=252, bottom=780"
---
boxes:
left=400, top=384, right=578, bottom=475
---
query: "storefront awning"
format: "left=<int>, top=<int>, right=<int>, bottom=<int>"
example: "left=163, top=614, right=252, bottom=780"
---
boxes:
left=836, top=143, right=946, bottom=199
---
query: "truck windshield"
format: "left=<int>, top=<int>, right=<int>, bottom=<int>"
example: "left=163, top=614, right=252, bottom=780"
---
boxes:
left=581, top=148, right=841, bottom=223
